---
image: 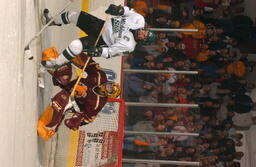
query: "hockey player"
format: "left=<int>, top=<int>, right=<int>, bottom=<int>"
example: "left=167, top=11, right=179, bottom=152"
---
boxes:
left=37, top=51, right=121, bottom=140
left=41, top=4, right=156, bottom=68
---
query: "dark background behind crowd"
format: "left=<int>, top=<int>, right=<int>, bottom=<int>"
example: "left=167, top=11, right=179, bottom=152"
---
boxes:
left=122, top=0, right=256, bottom=166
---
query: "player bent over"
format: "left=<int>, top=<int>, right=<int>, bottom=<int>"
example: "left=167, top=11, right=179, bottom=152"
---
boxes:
left=41, top=4, right=155, bottom=68
left=37, top=52, right=121, bottom=140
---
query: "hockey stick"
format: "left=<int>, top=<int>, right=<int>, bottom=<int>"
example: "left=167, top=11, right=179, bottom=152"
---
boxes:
left=70, top=57, right=91, bottom=97
left=24, top=0, right=74, bottom=60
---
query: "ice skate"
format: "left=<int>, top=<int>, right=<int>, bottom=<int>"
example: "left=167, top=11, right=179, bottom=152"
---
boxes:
left=42, top=8, right=61, bottom=26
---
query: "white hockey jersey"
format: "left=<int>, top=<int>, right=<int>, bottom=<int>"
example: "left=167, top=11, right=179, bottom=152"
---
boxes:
left=101, top=7, right=145, bottom=58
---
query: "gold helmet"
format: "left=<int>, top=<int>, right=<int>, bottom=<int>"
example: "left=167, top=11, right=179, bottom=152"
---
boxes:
left=99, top=81, right=121, bottom=99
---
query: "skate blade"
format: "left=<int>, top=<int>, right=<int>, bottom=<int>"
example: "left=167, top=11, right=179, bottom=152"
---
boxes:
left=41, top=8, right=51, bottom=25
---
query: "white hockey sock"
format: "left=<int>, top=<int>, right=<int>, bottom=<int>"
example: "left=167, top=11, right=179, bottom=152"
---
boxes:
left=57, top=39, right=83, bottom=65
left=55, top=11, right=80, bottom=25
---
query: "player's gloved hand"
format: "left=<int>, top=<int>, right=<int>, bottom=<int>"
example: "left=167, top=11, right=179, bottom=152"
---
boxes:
left=87, top=47, right=103, bottom=57
left=74, top=85, right=87, bottom=98
left=105, top=4, right=124, bottom=16
left=64, top=113, right=83, bottom=130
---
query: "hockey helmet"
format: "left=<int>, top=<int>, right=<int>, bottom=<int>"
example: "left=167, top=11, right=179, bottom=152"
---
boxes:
left=99, top=81, right=121, bottom=99
left=144, top=30, right=156, bottom=43
left=135, top=29, right=156, bottom=44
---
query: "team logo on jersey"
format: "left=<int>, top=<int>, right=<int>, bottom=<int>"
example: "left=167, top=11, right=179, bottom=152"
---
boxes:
left=111, top=18, right=126, bottom=38
left=111, top=18, right=121, bottom=34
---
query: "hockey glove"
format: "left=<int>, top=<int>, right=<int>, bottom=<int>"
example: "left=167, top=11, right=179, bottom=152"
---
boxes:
left=87, top=47, right=103, bottom=57
left=64, top=113, right=83, bottom=130
left=105, top=4, right=124, bottom=16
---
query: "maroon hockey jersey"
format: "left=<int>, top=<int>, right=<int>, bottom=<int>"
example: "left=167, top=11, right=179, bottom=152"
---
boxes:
left=60, top=55, right=108, bottom=122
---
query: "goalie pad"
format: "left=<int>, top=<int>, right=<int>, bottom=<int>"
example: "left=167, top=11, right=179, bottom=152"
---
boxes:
left=46, top=90, right=70, bottom=128
left=37, top=105, right=56, bottom=141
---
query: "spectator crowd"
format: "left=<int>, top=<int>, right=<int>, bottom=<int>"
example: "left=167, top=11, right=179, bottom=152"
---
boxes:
left=122, top=0, right=256, bottom=166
